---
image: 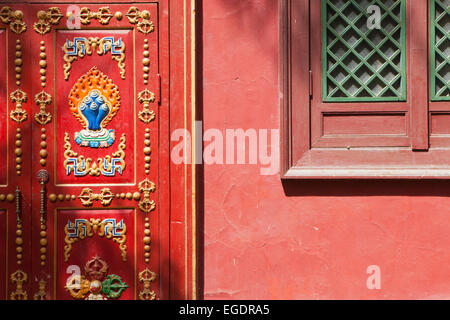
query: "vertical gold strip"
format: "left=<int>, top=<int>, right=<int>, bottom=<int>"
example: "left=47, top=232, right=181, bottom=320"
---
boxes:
left=5, top=209, right=8, bottom=298
left=5, top=27, right=8, bottom=297
left=183, top=0, right=188, bottom=299
left=133, top=26, right=137, bottom=300
left=191, top=0, right=197, bottom=300
left=54, top=208, right=58, bottom=298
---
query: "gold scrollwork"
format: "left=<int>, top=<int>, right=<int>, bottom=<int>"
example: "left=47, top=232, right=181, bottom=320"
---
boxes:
left=10, top=89, right=27, bottom=123
left=126, top=7, right=154, bottom=34
left=64, top=218, right=127, bottom=262
left=80, top=7, right=113, bottom=25
left=63, top=132, right=126, bottom=177
left=33, top=7, right=62, bottom=35
left=138, top=268, right=156, bottom=300
left=138, top=89, right=156, bottom=124
left=63, top=37, right=126, bottom=81
left=33, top=279, right=47, bottom=300
left=78, top=188, right=114, bottom=207
left=10, top=270, right=27, bottom=300
left=138, top=178, right=156, bottom=213
left=0, top=7, right=26, bottom=34
left=34, top=90, right=52, bottom=125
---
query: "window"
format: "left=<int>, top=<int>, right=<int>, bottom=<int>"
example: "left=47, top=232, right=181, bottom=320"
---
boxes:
left=323, top=0, right=406, bottom=102
left=280, top=0, right=450, bottom=178
left=431, top=0, right=450, bottom=100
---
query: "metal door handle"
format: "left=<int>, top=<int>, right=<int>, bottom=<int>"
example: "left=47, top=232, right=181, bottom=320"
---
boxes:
left=15, top=187, right=21, bottom=224
left=36, top=170, right=49, bottom=223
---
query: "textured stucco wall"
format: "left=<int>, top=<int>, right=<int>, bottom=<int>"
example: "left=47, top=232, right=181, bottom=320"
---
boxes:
left=202, top=0, right=450, bottom=299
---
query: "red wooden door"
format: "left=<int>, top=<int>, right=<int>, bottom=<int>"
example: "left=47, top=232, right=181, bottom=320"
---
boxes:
left=0, top=1, right=176, bottom=300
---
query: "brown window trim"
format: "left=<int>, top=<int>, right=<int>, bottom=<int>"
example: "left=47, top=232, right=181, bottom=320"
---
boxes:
left=279, top=0, right=450, bottom=179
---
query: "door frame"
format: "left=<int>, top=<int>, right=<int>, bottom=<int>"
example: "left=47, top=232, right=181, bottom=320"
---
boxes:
left=0, top=0, right=198, bottom=300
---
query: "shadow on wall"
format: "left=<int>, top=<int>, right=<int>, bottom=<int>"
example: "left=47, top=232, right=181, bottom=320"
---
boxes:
left=282, top=179, right=450, bottom=197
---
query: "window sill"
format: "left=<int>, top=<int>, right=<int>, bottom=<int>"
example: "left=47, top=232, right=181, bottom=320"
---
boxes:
left=282, top=148, right=450, bottom=179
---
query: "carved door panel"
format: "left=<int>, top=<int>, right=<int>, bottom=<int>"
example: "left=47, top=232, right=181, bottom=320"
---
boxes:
left=29, top=3, right=161, bottom=300
left=0, top=4, right=33, bottom=300
left=0, top=0, right=190, bottom=301
left=21, top=3, right=159, bottom=300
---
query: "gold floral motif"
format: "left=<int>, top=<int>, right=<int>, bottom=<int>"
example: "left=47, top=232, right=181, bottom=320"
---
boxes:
left=34, top=90, right=52, bottom=125
left=10, top=89, right=27, bottom=123
left=80, top=7, right=113, bottom=25
left=138, top=89, right=156, bottom=124
left=138, top=179, right=156, bottom=213
left=138, top=268, right=156, bottom=300
left=78, top=188, right=114, bottom=207
left=10, top=270, right=27, bottom=300
left=0, top=7, right=26, bottom=34
left=64, top=218, right=127, bottom=262
left=33, top=7, right=62, bottom=35
left=63, top=132, right=126, bottom=177
left=126, top=7, right=154, bottom=34
left=63, top=38, right=126, bottom=80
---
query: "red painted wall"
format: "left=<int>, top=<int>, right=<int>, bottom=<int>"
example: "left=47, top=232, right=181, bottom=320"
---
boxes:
left=201, top=0, right=450, bottom=299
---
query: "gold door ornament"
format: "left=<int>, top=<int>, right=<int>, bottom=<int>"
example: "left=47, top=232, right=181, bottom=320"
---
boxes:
left=39, top=41, right=47, bottom=88
left=15, top=39, right=22, bottom=86
left=63, top=132, right=126, bottom=177
left=63, top=38, right=126, bottom=81
left=39, top=128, right=48, bottom=166
left=33, top=280, right=47, bottom=300
left=79, top=7, right=113, bottom=25
left=138, top=178, right=156, bottom=213
left=15, top=128, right=23, bottom=176
left=10, top=270, right=28, bottom=300
left=15, top=187, right=23, bottom=265
left=142, top=39, right=150, bottom=85
left=126, top=7, right=154, bottom=34
left=36, top=170, right=49, bottom=266
left=33, top=7, right=63, bottom=35
left=10, top=89, right=27, bottom=123
left=144, top=128, right=151, bottom=175
left=138, top=89, right=156, bottom=124
left=34, top=90, right=52, bottom=125
left=138, top=268, right=156, bottom=300
left=0, top=7, right=26, bottom=34
left=78, top=188, right=114, bottom=207
left=64, top=218, right=127, bottom=262
left=143, top=216, right=151, bottom=263
left=65, top=256, right=128, bottom=300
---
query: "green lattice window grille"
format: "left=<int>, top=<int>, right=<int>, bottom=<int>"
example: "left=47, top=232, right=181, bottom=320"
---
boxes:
left=322, top=0, right=406, bottom=102
left=431, top=0, right=450, bottom=100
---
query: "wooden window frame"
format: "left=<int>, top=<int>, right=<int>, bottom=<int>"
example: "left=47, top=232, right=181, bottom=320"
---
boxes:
left=280, top=0, right=450, bottom=179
